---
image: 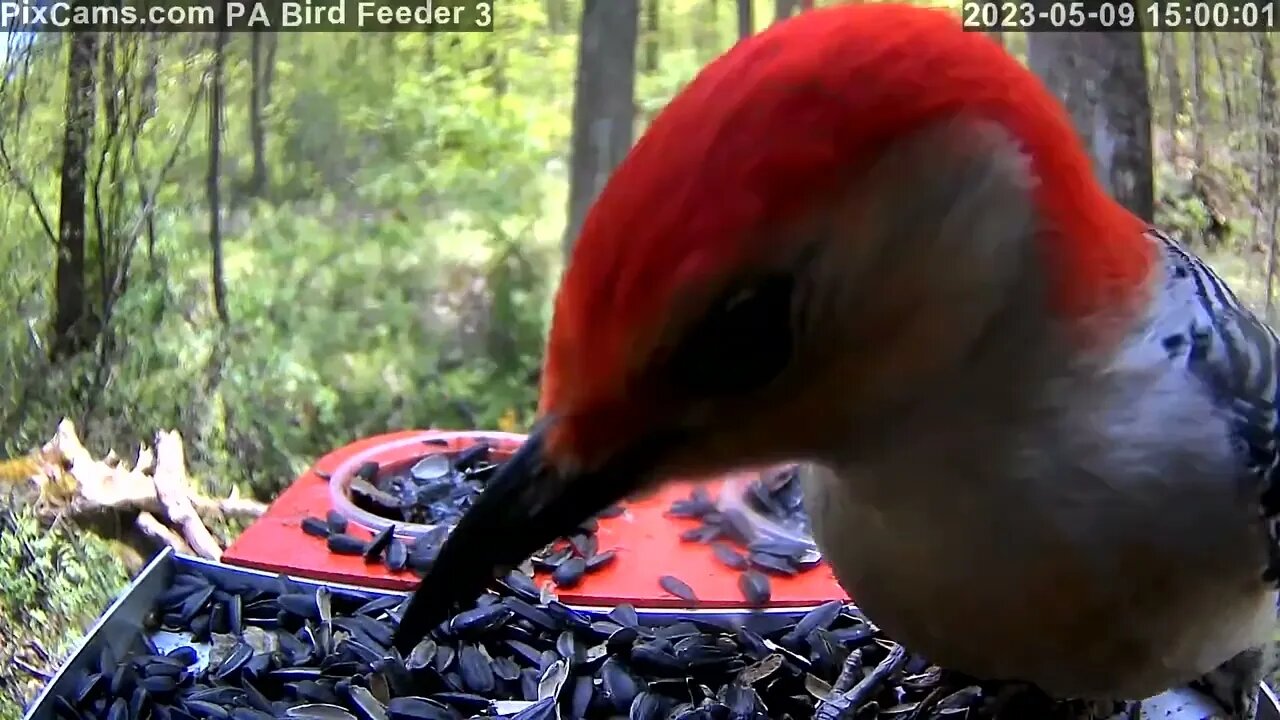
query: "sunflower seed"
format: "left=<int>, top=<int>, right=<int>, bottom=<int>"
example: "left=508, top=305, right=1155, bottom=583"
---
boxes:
left=738, top=570, right=772, bottom=606
left=326, top=511, right=349, bottom=534
left=384, top=696, right=455, bottom=717
left=678, top=525, right=719, bottom=543
left=365, top=526, right=396, bottom=563
left=410, top=454, right=452, bottom=482
left=327, top=534, right=367, bottom=556
left=449, top=604, right=512, bottom=635
left=301, top=517, right=331, bottom=538
left=584, top=549, right=617, bottom=572
left=384, top=540, right=409, bottom=572
left=600, top=658, right=642, bottom=711
left=511, top=697, right=556, bottom=720
left=551, top=557, right=586, bottom=588
left=657, top=575, right=698, bottom=603
left=568, top=533, right=597, bottom=558
left=458, top=644, right=496, bottom=692
left=710, top=542, right=747, bottom=570
left=748, top=550, right=798, bottom=576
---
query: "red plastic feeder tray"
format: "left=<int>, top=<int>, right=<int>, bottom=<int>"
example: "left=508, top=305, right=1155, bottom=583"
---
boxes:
left=223, top=429, right=849, bottom=613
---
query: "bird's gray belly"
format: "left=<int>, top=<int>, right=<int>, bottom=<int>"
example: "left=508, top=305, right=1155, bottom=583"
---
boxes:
left=799, top=463, right=1275, bottom=700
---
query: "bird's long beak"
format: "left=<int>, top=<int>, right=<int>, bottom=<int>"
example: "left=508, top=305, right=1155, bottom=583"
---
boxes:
left=392, top=420, right=664, bottom=652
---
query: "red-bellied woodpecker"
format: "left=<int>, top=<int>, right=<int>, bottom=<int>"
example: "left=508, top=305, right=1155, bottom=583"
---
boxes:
left=393, top=5, right=1280, bottom=717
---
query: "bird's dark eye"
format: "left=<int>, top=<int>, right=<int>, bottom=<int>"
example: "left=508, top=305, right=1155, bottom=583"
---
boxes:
left=666, top=273, right=796, bottom=397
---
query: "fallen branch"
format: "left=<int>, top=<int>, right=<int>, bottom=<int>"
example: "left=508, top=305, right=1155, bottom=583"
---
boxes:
left=152, top=430, right=222, bottom=560
left=135, top=511, right=194, bottom=556
left=9, top=418, right=268, bottom=560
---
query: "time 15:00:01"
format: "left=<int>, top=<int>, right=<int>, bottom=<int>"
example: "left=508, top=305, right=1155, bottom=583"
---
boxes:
left=962, top=1, right=1276, bottom=30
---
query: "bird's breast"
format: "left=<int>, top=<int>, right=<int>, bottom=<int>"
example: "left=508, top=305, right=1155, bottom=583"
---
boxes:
left=801, top=457, right=1274, bottom=700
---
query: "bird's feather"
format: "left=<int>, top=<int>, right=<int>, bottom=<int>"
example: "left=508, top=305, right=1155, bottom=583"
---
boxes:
left=1149, top=230, right=1280, bottom=586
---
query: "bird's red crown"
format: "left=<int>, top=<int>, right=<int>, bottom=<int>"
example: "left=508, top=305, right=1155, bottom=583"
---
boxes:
left=541, top=2, right=1153, bottom=460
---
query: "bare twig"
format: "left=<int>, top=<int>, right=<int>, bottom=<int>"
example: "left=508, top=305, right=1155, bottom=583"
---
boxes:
left=26, top=640, right=52, bottom=665
left=13, top=656, right=52, bottom=681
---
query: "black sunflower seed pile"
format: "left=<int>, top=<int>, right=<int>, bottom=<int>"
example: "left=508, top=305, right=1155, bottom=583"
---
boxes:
left=304, top=441, right=623, bottom=582
left=667, top=467, right=822, bottom=606
left=46, top=566, right=1108, bottom=720
left=341, top=441, right=502, bottom=528
left=736, top=466, right=812, bottom=539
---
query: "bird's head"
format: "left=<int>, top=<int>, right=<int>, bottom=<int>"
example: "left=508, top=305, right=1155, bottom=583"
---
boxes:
left=393, top=2, right=1155, bottom=650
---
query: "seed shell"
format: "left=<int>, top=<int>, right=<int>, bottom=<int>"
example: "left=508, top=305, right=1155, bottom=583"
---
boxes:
left=327, top=533, right=367, bottom=556
left=738, top=570, right=772, bottom=606
left=551, top=557, right=586, bottom=588
left=364, top=526, right=396, bottom=563
left=301, top=517, right=331, bottom=538
left=657, top=575, right=698, bottom=603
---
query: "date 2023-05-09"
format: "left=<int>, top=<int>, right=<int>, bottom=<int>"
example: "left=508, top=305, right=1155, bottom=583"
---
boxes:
left=961, top=0, right=1277, bottom=32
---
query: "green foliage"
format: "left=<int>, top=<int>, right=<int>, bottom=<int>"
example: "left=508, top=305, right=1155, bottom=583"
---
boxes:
left=0, top=506, right=128, bottom=715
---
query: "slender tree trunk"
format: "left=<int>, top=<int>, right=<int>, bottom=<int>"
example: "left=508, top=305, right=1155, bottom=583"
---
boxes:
left=262, top=34, right=278, bottom=109
left=1160, top=32, right=1184, bottom=160
left=248, top=32, right=273, bottom=197
left=1027, top=31, right=1155, bottom=221
left=1209, top=33, right=1234, bottom=125
left=774, top=0, right=799, bottom=24
left=696, top=0, right=719, bottom=57
left=644, top=0, right=661, bottom=72
left=208, top=14, right=230, bottom=325
left=563, top=0, right=640, bottom=254
left=1191, top=31, right=1206, bottom=167
left=140, top=33, right=161, bottom=265
left=546, top=0, right=567, bottom=32
left=1258, top=32, right=1278, bottom=314
left=736, top=0, right=752, bottom=40
left=52, top=31, right=99, bottom=360
left=139, top=33, right=159, bottom=124
left=482, top=46, right=508, bottom=98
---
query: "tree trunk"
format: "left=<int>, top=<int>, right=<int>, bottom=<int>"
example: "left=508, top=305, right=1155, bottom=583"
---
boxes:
left=208, top=14, right=230, bottom=325
left=644, top=0, right=660, bottom=73
left=260, top=33, right=278, bottom=109
left=1027, top=31, right=1155, bottom=222
left=736, top=0, right=752, bottom=40
left=774, top=0, right=799, bottom=24
left=52, top=31, right=99, bottom=361
left=696, top=0, right=719, bottom=57
left=1258, top=32, right=1278, bottom=315
left=1209, top=33, right=1234, bottom=126
left=1159, top=32, right=1183, bottom=160
left=546, top=0, right=567, bottom=33
left=563, top=0, right=640, bottom=255
left=1190, top=31, right=1206, bottom=167
left=139, top=33, right=160, bottom=124
left=248, top=33, right=275, bottom=197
